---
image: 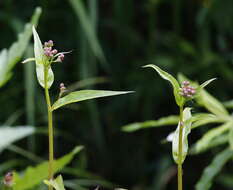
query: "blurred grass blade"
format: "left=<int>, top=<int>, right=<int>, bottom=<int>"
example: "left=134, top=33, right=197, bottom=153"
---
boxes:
left=143, top=64, right=183, bottom=106
left=52, top=90, right=133, bottom=111
left=13, top=146, right=83, bottom=190
left=0, top=7, right=42, bottom=88
left=223, top=100, right=233, bottom=109
left=69, top=0, right=106, bottom=65
left=0, top=126, right=35, bottom=153
left=122, top=115, right=179, bottom=132
left=195, top=148, right=233, bottom=190
left=193, top=122, right=232, bottom=154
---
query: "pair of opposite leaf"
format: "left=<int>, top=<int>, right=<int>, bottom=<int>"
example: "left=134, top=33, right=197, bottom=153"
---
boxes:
left=23, top=26, right=133, bottom=111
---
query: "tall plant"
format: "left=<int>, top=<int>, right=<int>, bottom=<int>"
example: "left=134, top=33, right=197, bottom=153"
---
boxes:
left=22, top=26, right=132, bottom=190
left=141, top=64, right=214, bottom=190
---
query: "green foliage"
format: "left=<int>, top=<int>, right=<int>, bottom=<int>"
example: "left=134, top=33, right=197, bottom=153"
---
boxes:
left=143, top=64, right=183, bottom=106
left=122, top=115, right=179, bottom=132
left=196, top=148, right=233, bottom=190
left=13, top=146, right=83, bottom=190
left=0, top=127, right=34, bottom=153
left=52, top=90, right=133, bottom=111
left=44, top=175, right=65, bottom=190
left=172, top=108, right=192, bottom=164
left=0, top=7, right=42, bottom=88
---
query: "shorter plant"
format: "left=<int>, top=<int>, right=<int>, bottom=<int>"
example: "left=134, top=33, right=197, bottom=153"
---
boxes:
left=123, top=64, right=215, bottom=190
left=21, top=26, right=132, bottom=190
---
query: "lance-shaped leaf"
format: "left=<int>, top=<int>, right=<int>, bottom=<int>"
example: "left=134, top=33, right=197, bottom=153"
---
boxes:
left=32, top=26, right=54, bottom=89
left=13, top=146, right=83, bottom=190
left=143, top=64, right=183, bottom=106
left=52, top=90, right=133, bottom=111
left=199, top=78, right=216, bottom=89
left=44, top=175, right=65, bottom=190
left=122, top=115, right=179, bottom=132
left=194, top=122, right=232, bottom=154
left=172, top=108, right=192, bottom=164
left=195, top=148, right=233, bottom=190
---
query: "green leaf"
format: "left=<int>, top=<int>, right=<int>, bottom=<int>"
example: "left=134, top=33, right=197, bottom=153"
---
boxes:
left=52, top=90, right=133, bottom=111
left=223, top=100, right=233, bottom=109
left=190, top=134, right=228, bottom=154
left=13, top=146, right=83, bottom=190
left=0, top=7, right=42, bottom=88
left=122, top=115, right=179, bottom=132
left=143, top=64, right=183, bottom=106
left=22, top=58, right=36, bottom=64
left=44, top=175, right=65, bottom=190
left=68, top=0, right=106, bottom=65
left=191, top=114, right=225, bottom=129
left=172, top=108, right=192, bottom=164
left=194, top=122, right=232, bottom=154
left=199, top=78, right=216, bottom=89
left=196, top=90, right=229, bottom=116
left=195, top=148, right=233, bottom=190
left=32, top=26, right=54, bottom=89
left=229, top=127, right=233, bottom=150
left=0, top=126, right=35, bottom=153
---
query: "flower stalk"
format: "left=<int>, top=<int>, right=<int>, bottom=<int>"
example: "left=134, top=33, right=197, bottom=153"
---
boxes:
left=178, top=105, right=184, bottom=190
left=44, top=66, right=54, bottom=190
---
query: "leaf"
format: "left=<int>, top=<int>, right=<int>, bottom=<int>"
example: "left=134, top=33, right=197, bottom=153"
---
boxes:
left=190, top=134, right=228, bottom=154
left=22, top=58, right=36, bottom=64
left=199, top=78, right=216, bottom=89
left=0, top=126, right=35, bottom=153
left=195, top=148, right=233, bottom=190
left=194, top=122, right=232, bottom=154
left=52, top=90, right=133, bottom=111
left=44, top=175, right=65, bottom=190
left=172, top=108, right=192, bottom=164
left=0, top=7, right=42, bottom=88
left=122, top=115, right=179, bottom=132
left=229, top=127, right=233, bottom=150
left=13, top=146, right=83, bottom=190
left=68, top=0, right=106, bottom=64
left=192, top=114, right=225, bottom=129
left=143, top=64, right=183, bottom=106
left=32, top=26, right=54, bottom=89
left=197, top=90, right=229, bottom=116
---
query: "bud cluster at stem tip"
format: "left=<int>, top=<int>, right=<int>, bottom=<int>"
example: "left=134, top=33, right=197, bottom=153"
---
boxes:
left=179, top=81, right=196, bottom=98
left=43, top=40, right=64, bottom=62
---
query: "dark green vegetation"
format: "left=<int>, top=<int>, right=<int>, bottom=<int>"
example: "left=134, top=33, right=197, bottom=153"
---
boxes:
left=1, top=0, right=233, bottom=189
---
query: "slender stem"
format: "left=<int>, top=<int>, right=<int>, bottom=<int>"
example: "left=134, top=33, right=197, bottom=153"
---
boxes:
left=178, top=105, right=184, bottom=190
left=44, top=66, right=54, bottom=190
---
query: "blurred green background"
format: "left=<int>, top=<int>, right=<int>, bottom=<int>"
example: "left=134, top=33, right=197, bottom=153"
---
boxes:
left=1, top=0, right=233, bottom=189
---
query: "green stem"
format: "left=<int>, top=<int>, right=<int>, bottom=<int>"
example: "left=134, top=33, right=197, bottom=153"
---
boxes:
left=178, top=105, right=184, bottom=190
left=44, top=66, right=54, bottom=190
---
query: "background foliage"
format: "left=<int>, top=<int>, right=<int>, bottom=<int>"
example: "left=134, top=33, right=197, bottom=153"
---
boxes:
left=1, top=0, right=233, bottom=189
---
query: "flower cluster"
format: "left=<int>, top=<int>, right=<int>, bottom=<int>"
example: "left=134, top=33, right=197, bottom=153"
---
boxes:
left=3, top=172, right=13, bottom=187
left=179, top=81, right=196, bottom=98
left=43, top=40, right=64, bottom=62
